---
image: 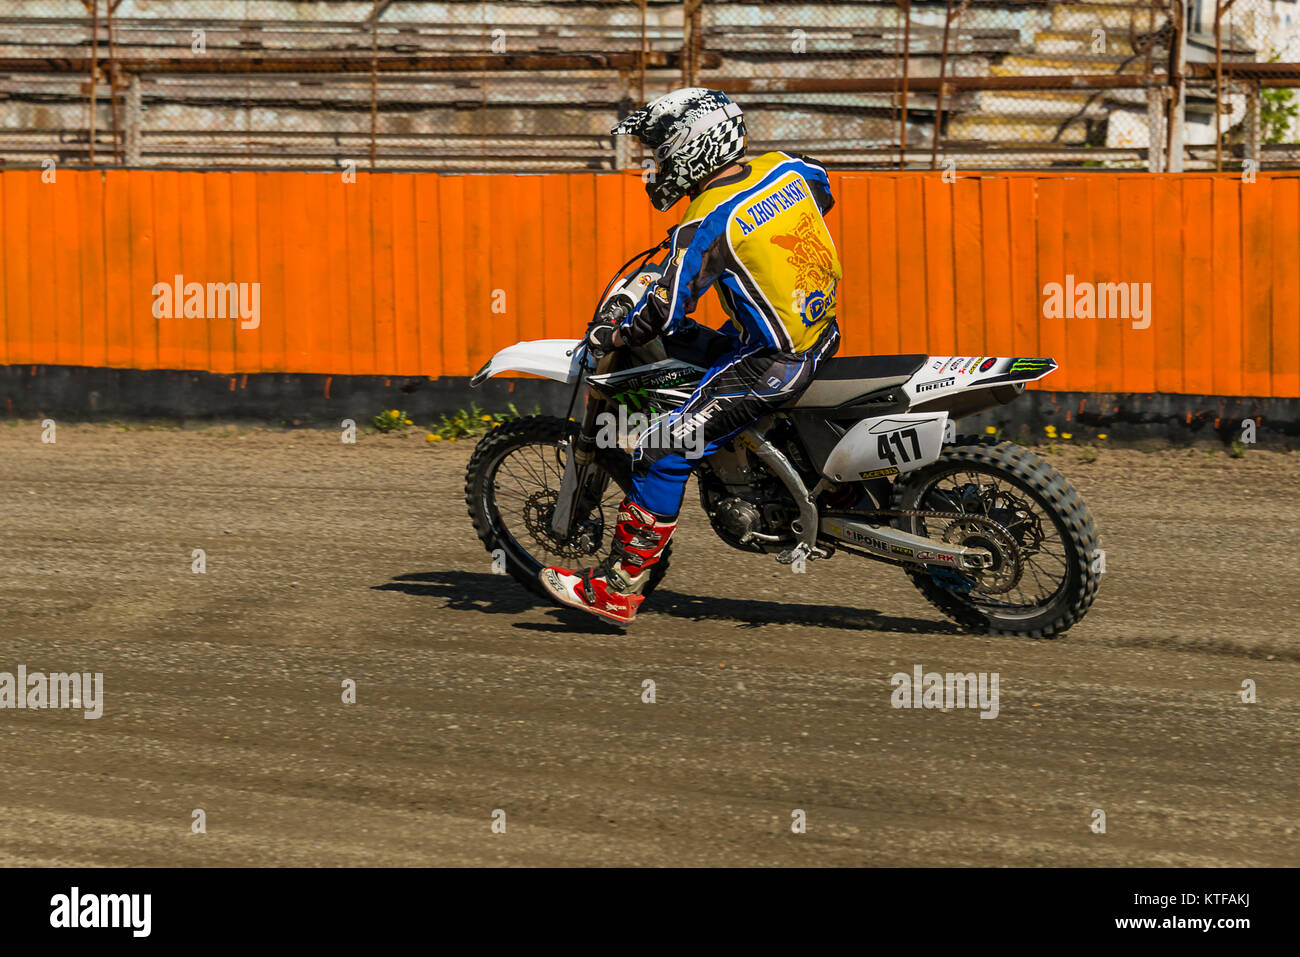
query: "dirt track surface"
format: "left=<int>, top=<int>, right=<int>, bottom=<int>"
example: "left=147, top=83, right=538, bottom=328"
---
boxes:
left=1, top=421, right=1297, bottom=867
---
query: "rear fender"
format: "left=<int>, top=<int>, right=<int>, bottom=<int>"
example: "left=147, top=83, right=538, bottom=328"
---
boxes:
left=903, top=356, right=1057, bottom=418
left=905, top=356, right=1057, bottom=401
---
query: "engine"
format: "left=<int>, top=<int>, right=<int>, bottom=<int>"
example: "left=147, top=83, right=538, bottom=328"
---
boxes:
left=712, top=496, right=764, bottom=540
left=699, top=445, right=802, bottom=553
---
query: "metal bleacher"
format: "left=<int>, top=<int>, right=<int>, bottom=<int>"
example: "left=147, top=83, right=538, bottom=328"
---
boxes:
left=0, top=1, right=1293, bottom=172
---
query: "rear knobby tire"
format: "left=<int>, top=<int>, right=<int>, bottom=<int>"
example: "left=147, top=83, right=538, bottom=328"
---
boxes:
left=891, top=439, right=1100, bottom=638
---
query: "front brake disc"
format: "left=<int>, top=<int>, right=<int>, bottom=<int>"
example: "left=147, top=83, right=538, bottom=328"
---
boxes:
left=523, top=490, right=604, bottom=561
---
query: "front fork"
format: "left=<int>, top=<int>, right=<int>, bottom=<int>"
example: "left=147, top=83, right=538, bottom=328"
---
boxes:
left=550, top=352, right=616, bottom=538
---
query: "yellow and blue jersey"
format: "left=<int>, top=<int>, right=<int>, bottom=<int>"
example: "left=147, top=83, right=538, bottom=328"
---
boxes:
left=620, top=151, right=842, bottom=355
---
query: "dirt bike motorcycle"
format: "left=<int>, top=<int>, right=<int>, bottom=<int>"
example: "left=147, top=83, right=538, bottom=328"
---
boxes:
left=465, top=251, right=1101, bottom=637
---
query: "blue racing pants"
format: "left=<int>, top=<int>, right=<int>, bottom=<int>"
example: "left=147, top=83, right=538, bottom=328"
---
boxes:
left=629, top=322, right=839, bottom=517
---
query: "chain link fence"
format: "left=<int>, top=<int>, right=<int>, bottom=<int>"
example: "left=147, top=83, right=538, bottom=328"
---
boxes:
left=1, top=0, right=1297, bottom=172
left=695, top=0, right=1300, bottom=171
left=2, top=0, right=677, bottom=171
left=698, top=1, right=1172, bottom=168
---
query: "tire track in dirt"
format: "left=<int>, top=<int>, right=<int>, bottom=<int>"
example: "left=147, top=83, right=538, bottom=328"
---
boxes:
left=0, top=424, right=1296, bottom=866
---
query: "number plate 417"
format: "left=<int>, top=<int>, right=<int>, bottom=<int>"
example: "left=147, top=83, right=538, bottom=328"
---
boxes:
left=820, top=413, right=950, bottom=483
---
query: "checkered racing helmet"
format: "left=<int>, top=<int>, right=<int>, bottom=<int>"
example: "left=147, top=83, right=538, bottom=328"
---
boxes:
left=612, top=88, right=747, bottom=212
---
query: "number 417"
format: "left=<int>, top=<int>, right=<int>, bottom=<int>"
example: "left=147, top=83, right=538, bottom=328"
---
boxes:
left=878, top=428, right=921, bottom=466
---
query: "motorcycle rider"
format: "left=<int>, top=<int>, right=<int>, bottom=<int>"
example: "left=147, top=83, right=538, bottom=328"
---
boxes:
left=539, top=88, right=843, bottom=624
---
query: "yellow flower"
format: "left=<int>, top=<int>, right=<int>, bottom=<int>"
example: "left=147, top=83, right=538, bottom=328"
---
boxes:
left=1044, top=425, right=1057, bottom=436
left=984, top=426, right=996, bottom=434
left=427, top=433, right=440, bottom=442
left=1062, top=432, right=1072, bottom=440
left=404, top=419, right=413, bottom=426
left=480, top=414, right=493, bottom=421
left=1098, top=433, right=1108, bottom=440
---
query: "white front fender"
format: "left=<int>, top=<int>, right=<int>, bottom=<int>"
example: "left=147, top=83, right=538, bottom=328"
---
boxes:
left=470, top=339, right=585, bottom=388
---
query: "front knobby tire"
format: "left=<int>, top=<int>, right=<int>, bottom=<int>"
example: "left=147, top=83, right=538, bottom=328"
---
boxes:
left=891, top=438, right=1101, bottom=637
left=464, top=415, right=671, bottom=603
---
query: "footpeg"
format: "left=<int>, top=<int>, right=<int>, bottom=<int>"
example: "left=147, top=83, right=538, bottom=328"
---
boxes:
left=777, top=541, right=829, bottom=565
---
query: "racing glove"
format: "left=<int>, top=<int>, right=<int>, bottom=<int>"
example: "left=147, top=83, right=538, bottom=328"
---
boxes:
left=584, top=320, right=618, bottom=358
left=585, top=293, right=634, bottom=357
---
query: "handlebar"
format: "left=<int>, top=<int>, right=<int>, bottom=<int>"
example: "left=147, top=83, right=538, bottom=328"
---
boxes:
left=597, top=293, right=633, bottom=327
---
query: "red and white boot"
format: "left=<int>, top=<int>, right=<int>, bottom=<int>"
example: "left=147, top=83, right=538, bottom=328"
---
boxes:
left=539, top=498, right=676, bottom=624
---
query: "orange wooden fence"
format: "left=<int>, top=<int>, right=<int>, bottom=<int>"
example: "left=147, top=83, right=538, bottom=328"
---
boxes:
left=1, top=168, right=1297, bottom=397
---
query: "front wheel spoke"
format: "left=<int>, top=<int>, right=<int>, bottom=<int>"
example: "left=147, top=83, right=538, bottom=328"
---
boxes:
left=535, top=443, right=564, bottom=485
left=526, top=443, right=558, bottom=487
left=488, top=442, right=620, bottom=566
left=492, top=487, right=533, bottom=505
left=506, top=453, right=551, bottom=494
left=495, top=464, right=537, bottom=499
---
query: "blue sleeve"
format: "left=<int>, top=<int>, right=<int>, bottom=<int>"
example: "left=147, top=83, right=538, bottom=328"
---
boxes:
left=794, top=154, right=834, bottom=215
left=619, top=219, right=725, bottom=347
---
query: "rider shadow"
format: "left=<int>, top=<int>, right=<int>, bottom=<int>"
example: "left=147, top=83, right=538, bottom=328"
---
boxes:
left=375, top=570, right=954, bottom=636
left=376, top=570, right=535, bottom=614
left=645, top=589, right=956, bottom=635
left=374, top=570, right=626, bottom=634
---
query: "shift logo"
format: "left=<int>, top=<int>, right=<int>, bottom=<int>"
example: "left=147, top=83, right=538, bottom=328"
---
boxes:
left=50, top=887, right=151, bottom=937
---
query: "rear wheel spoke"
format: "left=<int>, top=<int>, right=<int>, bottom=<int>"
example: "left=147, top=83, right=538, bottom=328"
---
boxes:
left=912, top=466, right=1069, bottom=612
